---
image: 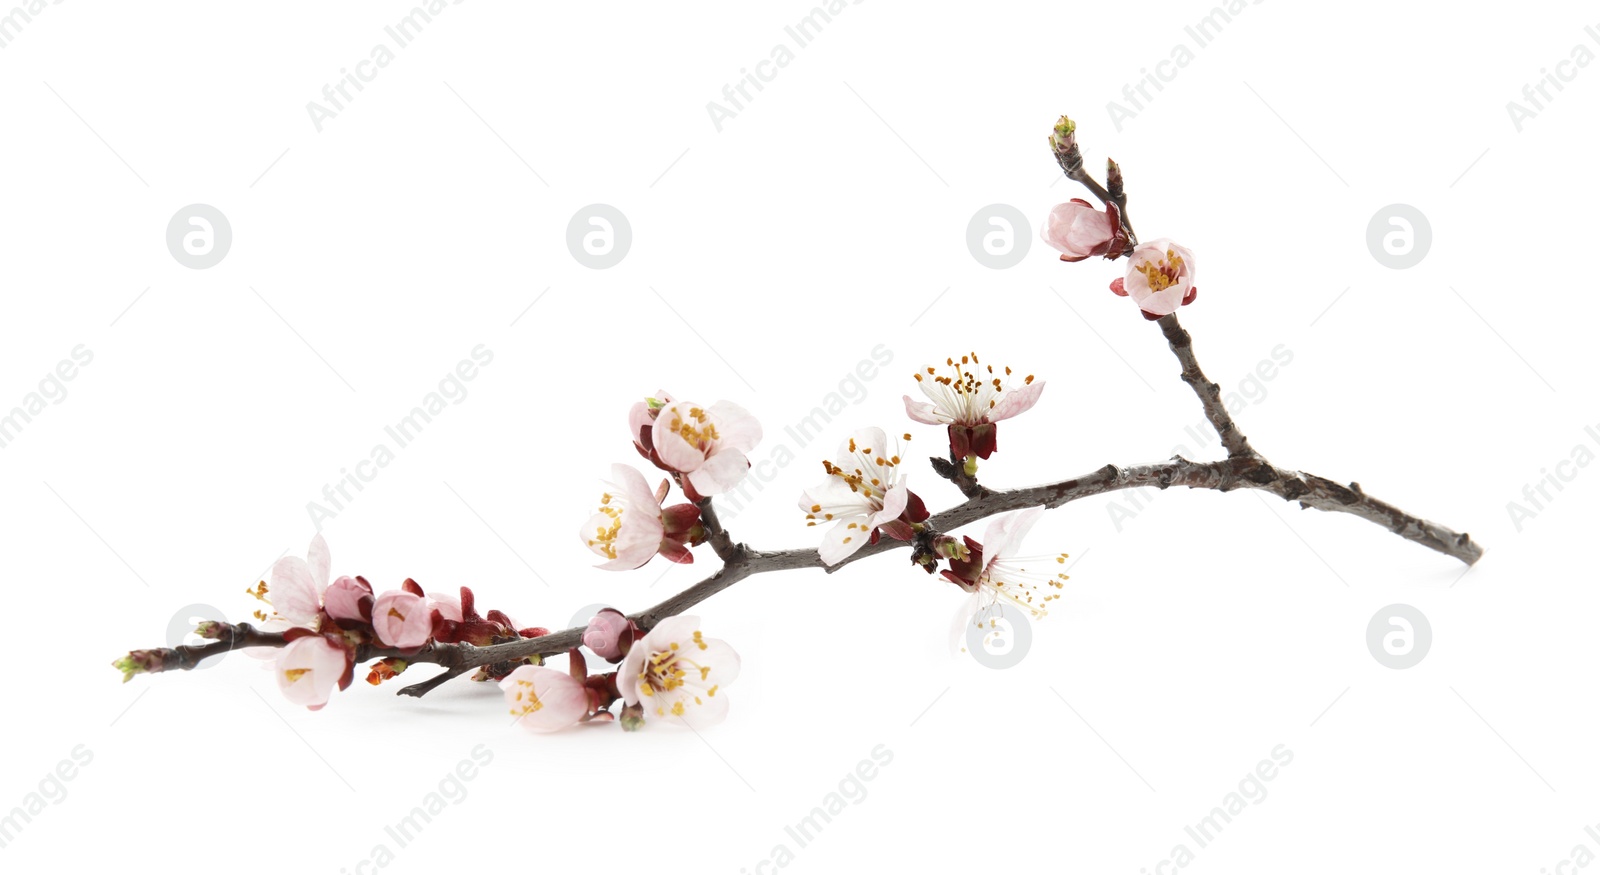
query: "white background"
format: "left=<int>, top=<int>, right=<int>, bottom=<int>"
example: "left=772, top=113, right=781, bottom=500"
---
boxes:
left=2, top=1, right=1597, bottom=872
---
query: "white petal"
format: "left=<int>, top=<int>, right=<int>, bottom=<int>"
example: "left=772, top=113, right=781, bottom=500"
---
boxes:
left=819, top=516, right=872, bottom=566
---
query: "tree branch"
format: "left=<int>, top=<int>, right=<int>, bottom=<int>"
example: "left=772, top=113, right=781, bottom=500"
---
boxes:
left=1157, top=313, right=1258, bottom=459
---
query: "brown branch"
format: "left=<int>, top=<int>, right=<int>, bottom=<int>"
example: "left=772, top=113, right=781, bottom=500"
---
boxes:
left=1157, top=314, right=1258, bottom=459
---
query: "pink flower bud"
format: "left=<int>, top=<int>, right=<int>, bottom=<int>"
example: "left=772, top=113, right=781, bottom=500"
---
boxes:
left=323, top=576, right=372, bottom=626
left=1041, top=199, right=1126, bottom=262
left=583, top=608, right=636, bottom=662
left=372, top=591, right=432, bottom=650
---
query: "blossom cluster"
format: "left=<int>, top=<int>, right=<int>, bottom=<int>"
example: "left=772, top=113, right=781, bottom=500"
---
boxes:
left=245, top=535, right=547, bottom=711
left=1041, top=116, right=1199, bottom=321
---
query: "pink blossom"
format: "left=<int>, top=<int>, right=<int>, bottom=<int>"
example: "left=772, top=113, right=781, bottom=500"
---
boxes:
left=581, top=464, right=669, bottom=570
left=274, top=635, right=352, bottom=711
left=260, top=534, right=332, bottom=632
left=1040, top=198, right=1127, bottom=262
left=903, top=354, right=1044, bottom=460
left=500, top=665, right=589, bottom=732
left=583, top=608, right=637, bottom=662
left=1110, top=238, right=1197, bottom=319
left=372, top=590, right=433, bottom=649
left=617, top=616, right=740, bottom=727
left=322, top=576, right=372, bottom=626
left=649, top=401, right=762, bottom=497
left=580, top=464, right=704, bottom=569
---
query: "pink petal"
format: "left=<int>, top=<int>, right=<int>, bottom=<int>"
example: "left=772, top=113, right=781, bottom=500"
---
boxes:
left=372, top=591, right=432, bottom=649
left=708, top=400, right=763, bottom=453
left=870, top=480, right=910, bottom=527
left=275, top=636, right=348, bottom=710
left=903, top=395, right=946, bottom=425
left=500, top=666, right=588, bottom=732
left=988, top=379, right=1045, bottom=423
left=685, top=448, right=751, bottom=496
left=305, top=534, right=331, bottom=591
left=651, top=402, right=709, bottom=473
left=612, top=464, right=663, bottom=512
left=269, top=556, right=321, bottom=628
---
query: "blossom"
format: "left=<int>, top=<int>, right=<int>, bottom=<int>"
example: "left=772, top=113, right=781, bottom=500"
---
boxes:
left=940, top=508, right=1069, bottom=620
left=799, top=427, right=916, bottom=566
left=583, top=608, right=637, bottom=662
left=581, top=464, right=703, bottom=570
left=372, top=590, right=433, bottom=650
left=1041, top=198, right=1127, bottom=262
left=274, top=635, right=352, bottom=711
left=322, top=575, right=372, bottom=627
left=903, top=354, right=1044, bottom=461
left=500, top=665, right=589, bottom=732
left=1110, top=238, right=1197, bottom=319
left=255, top=534, right=332, bottom=632
left=648, top=401, right=762, bottom=498
left=617, top=616, right=740, bottom=727
left=628, top=390, right=675, bottom=464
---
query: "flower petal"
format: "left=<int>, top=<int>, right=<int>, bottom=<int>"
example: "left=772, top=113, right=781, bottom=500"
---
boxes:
left=686, top=448, right=750, bottom=495
left=651, top=402, right=709, bottom=473
left=500, top=665, right=588, bottom=732
left=819, top=516, right=872, bottom=565
left=306, top=534, right=331, bottom=591
left=988, top=379, right=1045, bottom=423
left=903, top=395, right=947, bottom=425
left=708, top=400, right=763, bottom=453
left=269, top=556, right=321, bottom=628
